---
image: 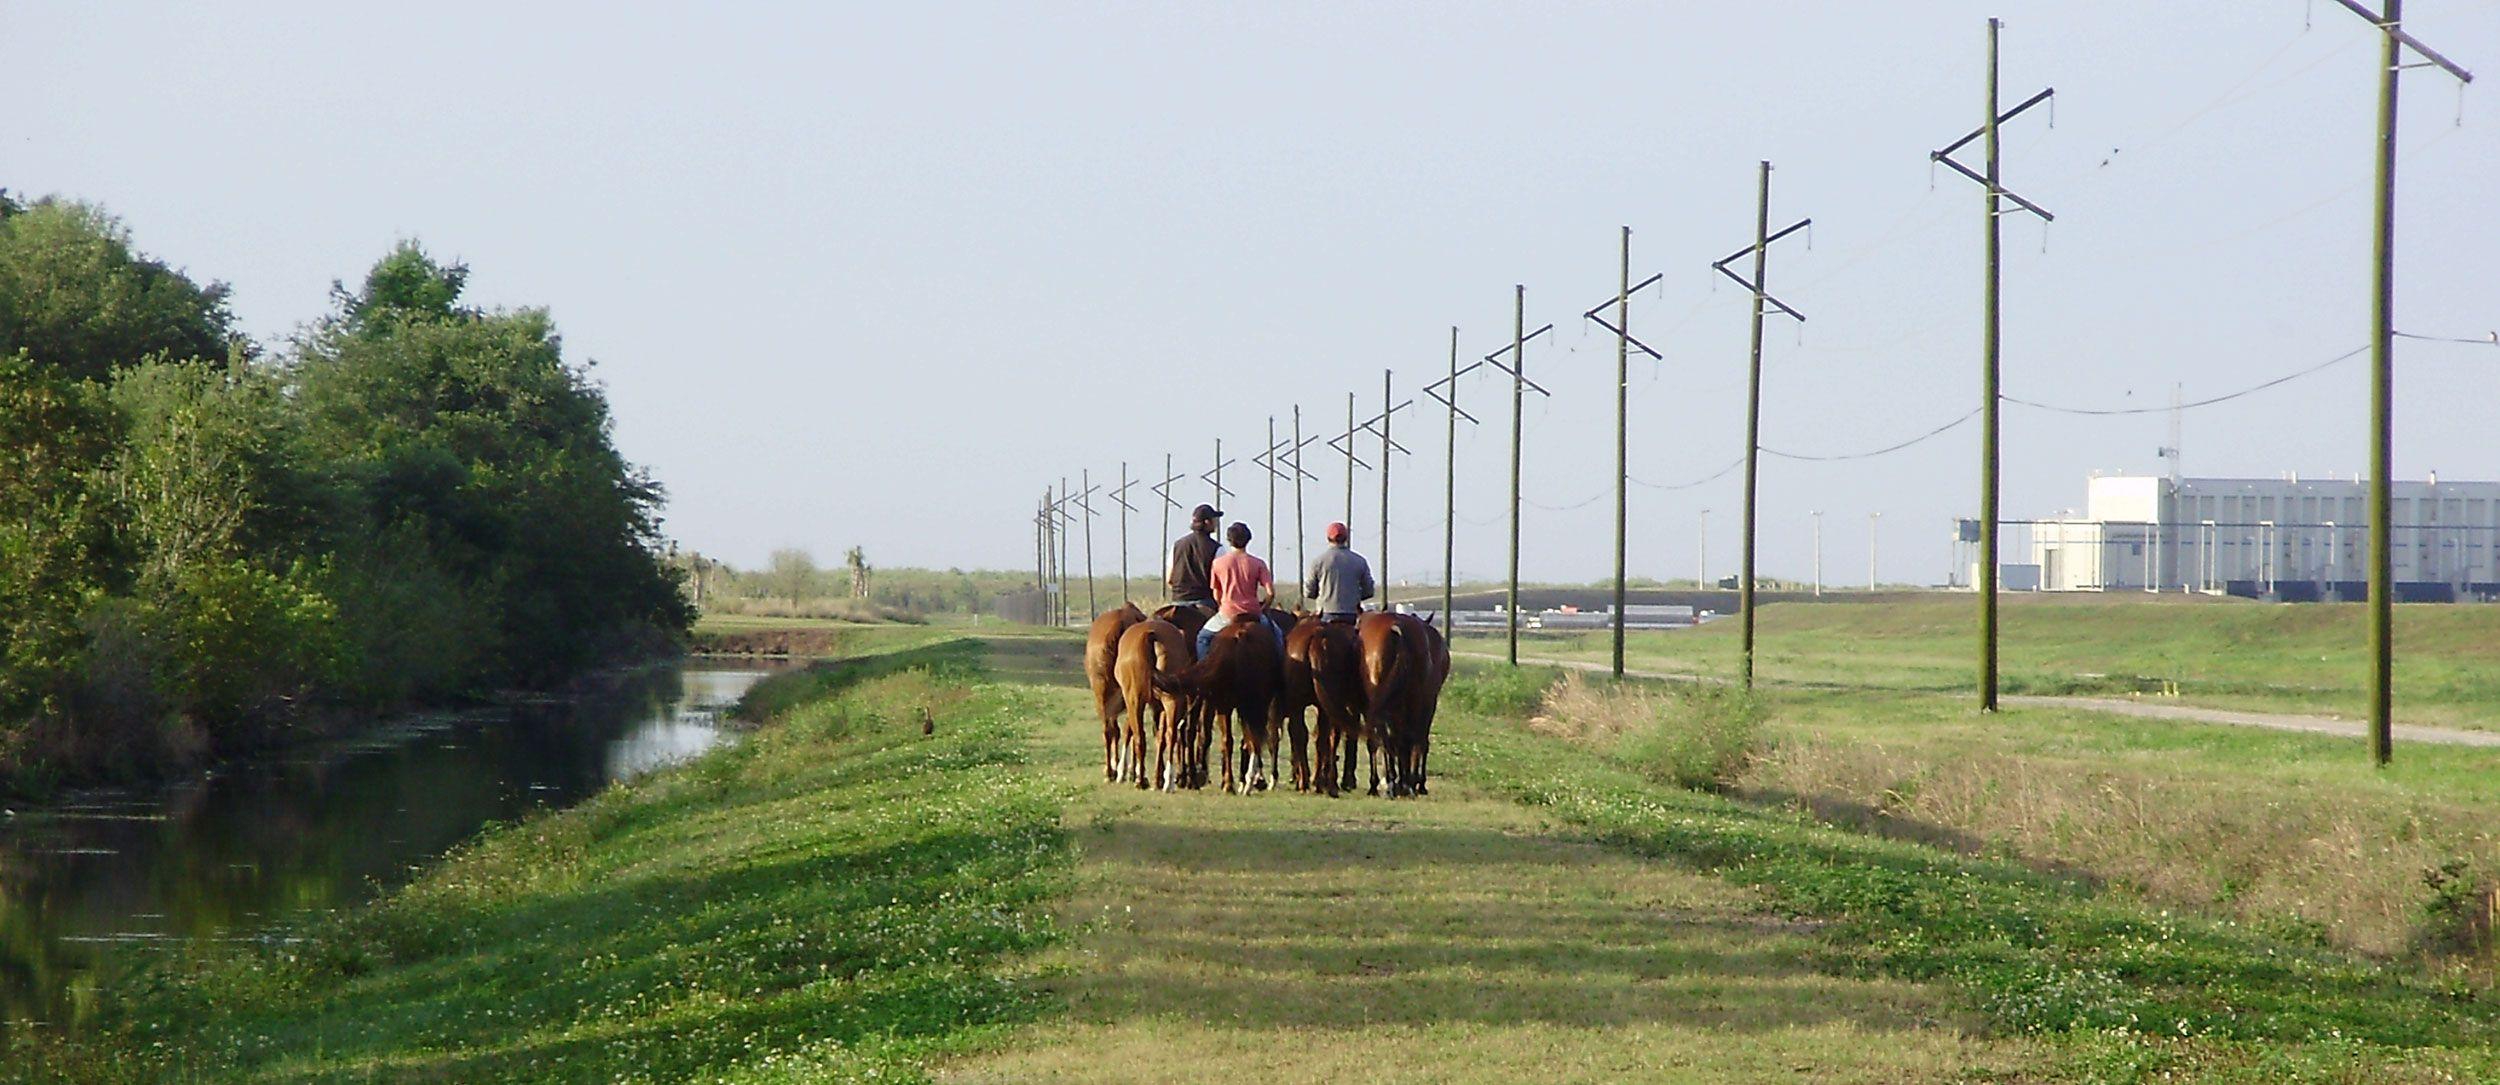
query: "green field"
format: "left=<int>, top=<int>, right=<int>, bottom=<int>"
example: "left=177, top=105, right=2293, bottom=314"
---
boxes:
left=1471, top=593, right=2500, bottom=729
left=23, top=623, right=2500, bottom=1082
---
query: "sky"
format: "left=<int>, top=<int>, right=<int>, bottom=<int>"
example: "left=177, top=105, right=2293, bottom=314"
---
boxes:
left=5, top=2, right=2494, bottom=587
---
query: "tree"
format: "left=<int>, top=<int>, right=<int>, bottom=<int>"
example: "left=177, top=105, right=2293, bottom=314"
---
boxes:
left=0, top=197, right=241, bottom=381
left=767, top=549, right=818, bottom=608
left=0, top=354, right=118, bottom=724
left=846, top=547, right=871, bottom=599
left=289, top=242, right=691, bottom=688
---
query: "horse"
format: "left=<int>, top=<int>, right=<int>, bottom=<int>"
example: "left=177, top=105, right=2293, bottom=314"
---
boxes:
left=1085, top=603, right=1146, bottom=782
left=1284, top=617, right=1366, bottom=797
left=1357, top=611, right=1448, bottom=798
left=1114, top=618, right=1195, bottom=792
left=1156, top=619, right=1283, bottom=793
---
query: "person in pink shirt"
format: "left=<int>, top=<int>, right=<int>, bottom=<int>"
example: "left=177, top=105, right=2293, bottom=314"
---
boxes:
left=1199, top=522, right=1282, bottom=658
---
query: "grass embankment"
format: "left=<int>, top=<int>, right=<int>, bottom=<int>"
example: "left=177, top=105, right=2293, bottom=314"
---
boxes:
left=1473, top=594, right=2500, bottom=728
left=30, top=624, right=2500, bottom=1082
left=17, top=635, right=1069, bottom=1083
left=1441, top=662, right=2500, bottom=1081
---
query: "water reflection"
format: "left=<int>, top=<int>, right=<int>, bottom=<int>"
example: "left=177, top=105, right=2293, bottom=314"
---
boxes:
left=0, top=659, right=780, bottom=1032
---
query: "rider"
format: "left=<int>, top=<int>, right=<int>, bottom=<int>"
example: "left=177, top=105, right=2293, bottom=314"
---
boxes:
left=1166, top=503, right=1222, bottom=613
left=1200, top=522, right=1283, bottom=658
left=1303, top=521, right=1375, bottom=623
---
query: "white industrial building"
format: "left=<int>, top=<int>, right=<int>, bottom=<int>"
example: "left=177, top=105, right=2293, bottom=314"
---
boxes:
left=2017, top=473, right=2500, bottom=601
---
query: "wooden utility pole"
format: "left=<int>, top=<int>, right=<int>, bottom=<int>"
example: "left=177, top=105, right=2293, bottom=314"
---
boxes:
left=1714, top=161, right=1811, bottom=691
left=1612, top=229, right=1632, bottom=677
left=1345, top=392, right=1358, bottom=528
left=1110, top=463, right=1140, bottom=606
left=1581, top=239, right=1666, bottom=679
left=2330, top=0, right=2473, bottom=765
left=1080, top=468, right=1096, bottom=618
left=1444, top=327, right=1460, bottom=628
left=1293, top=406, right=1307, bottom=600
left=1931, top=17, right=2052, bottom=712
left=1380, top=368, right=1393, bottom=599
left=1266, top=416, right=1278, bottom=565
left=1507, top=285, right=1525, bottom=665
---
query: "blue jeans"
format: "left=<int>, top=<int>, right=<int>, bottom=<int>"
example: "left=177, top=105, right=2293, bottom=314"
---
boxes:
left=1198, top=612, right=1283, bottom=659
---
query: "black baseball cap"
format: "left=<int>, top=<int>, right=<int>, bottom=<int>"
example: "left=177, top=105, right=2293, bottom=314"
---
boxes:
left=1192, top=503, right=1222, bottom=519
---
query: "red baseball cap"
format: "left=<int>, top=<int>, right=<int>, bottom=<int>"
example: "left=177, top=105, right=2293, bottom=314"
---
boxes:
left=1325, top=521, right=1349, bottom=542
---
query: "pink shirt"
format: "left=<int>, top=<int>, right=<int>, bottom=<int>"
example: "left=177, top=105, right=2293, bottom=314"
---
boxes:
left=1210, top=549, right=1273, bottom=618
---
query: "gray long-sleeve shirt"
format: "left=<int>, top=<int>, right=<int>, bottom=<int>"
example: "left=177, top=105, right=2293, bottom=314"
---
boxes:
left=1303, top=545, right=1375, bottom=618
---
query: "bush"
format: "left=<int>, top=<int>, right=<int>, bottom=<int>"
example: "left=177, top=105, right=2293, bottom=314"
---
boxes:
left=1441, top=664, right=1557, bottom=717
left=1617, top=685, right=1765, bottom=792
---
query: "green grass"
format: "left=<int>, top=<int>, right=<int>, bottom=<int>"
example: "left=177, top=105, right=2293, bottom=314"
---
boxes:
left=940, top=644, right=2053, bottom=1084
left=1467, top=594, right=2500, bottom=729
left=1444, top=662, right=2500, bottom=1081
left=15, top=637, right=1071, bottom=1083
left=29, top=625, right=2500, bottom=1082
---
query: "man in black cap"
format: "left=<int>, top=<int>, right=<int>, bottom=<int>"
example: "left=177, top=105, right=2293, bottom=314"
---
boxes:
left=1166, top=503, right=1222, bottom=611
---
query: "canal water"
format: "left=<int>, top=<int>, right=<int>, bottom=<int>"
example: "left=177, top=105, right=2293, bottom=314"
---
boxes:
left=0, top=658, right=782, bottom=1032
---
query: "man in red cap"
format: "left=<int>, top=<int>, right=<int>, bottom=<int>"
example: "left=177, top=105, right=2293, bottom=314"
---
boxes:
left=1303, top=521, right=1375, bottom=623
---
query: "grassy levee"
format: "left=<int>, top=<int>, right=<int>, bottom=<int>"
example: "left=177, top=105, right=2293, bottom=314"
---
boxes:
left=1470, top=594, right=2500, bottom=729
left=945, top=638, right=2055, bottom=1083
left=13, top=633, right=1072, bottom=1083
left=1449, top=661, right=2500, bottom=1082
left=1745, top=689, right=2500, bottom=961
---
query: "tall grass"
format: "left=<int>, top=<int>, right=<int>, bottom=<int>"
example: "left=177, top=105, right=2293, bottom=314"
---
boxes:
left=1531, top=671, right=1764, bottom=791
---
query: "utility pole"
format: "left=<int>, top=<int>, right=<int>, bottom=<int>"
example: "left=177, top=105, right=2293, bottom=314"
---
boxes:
left=1713, top=160, right=1811, bottom=690
left=1345, top=393, right=1358, bottom=527
left=1056, top=477, right=1072, bottom=626
left=1380, top=369, right=1393, bottom=601
left=1424, top=327, right=1494, bottom=632
left=1508, top=285, right=1526, bottom=665
left=1293, top=406, right=1308, bottom=600
left=2330, top=0, right=2473, bottom=765
left=1110, top=463, right=1140, bottom=605
left=1869, top=511, right=1881, bottom=591
left=1442, top=328, right=1461, bottom=627
left=1698, top=509, right=1709, bottom=588
left=1931, top=17, right=2054, bottom=713
left=1204, top=438, right=1234, bottom=514
left=1814, top=510, right=1824, bottom=597
left=1583, top=232, right=1666, bottom=678
left=1266, top=416, right=1278, bottom=563
left=1149, top=455, right=1188, bottom=602
left=1080, top=468, right=1097, bottom=618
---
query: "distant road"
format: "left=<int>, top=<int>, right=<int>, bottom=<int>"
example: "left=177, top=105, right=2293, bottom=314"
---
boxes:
left=1453, top=651, right=2500, bottom=750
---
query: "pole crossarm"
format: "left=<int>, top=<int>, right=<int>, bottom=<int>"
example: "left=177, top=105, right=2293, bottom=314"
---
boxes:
left=1197, top=459, right=1236, bottom=500
left=1713, top=219, right=1813, bottom=323
left=1147, top=468, right=1190, bottom=510
left=2329, top=0, right=2474, bottom=82
left=1352, top=400, right=1417, bottom=455
left=1581, top=271, right=1668, bottom=359
left=1106, top=477, right=1141, bottom=514
left=1482, top=323, right=1557, bottom=397
left=1931, top=87, right=2056, bottom=222
left=1422, top=359, right=1492, bottom=423
left=1321, top=427, right=1376, bottom=471
left=1253, top=437, right=1321, bottom=482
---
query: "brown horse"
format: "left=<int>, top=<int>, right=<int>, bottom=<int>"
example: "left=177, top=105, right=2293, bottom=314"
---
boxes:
left=1357, top=612, right=1448, bottom=797
left=1085, top=603, right=1146, bottom=782
left=1285, top=618, right=1367, bottom=796
left=1114, top=618, right=1194, bottom=791
left=1151, top=602, right=1213, bottom=643
left=1157, top=620, right=1283, bottom=793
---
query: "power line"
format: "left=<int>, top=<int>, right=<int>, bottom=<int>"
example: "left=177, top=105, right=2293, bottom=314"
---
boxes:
left=2396, top=329, right=2500, bottom=346
left=1629, top=456, right=1747, bottom=491
left=2007, top=344, right=2368, bottom=415
left=1763, top=409, right=1980, bottom=462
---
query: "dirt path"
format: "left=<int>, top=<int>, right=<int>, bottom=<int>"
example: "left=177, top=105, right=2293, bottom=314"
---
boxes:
left=939, top=639, right=2044, bottom=1084
left=1456, top=649, right=2500, bottom=750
